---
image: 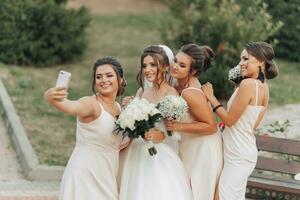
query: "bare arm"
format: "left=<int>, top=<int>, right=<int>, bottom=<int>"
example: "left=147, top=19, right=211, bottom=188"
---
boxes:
left=202, top=79, right=254, bottom=127
left=44, top=87, right=96, bottom=118
left=165, top=89, right=217, bottom=135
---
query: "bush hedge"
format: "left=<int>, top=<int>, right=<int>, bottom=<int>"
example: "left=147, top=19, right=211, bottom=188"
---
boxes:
left=0, top=0, right=90, bottom=66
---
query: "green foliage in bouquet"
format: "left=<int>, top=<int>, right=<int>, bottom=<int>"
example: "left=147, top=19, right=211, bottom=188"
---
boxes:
left=115, top=112, right=161, bottom=156
left=0, top=0, right=90, bottom=66
left=162, top=0, right=282, bottom=98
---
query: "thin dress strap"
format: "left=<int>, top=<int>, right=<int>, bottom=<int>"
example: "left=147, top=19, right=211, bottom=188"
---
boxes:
left=255, top=80, right=258, bottom=106
left=96, top=101, right=106, bottom=116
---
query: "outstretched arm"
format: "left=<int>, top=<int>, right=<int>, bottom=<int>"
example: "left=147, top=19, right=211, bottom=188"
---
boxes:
left=44, top=87, right=96, bottom=118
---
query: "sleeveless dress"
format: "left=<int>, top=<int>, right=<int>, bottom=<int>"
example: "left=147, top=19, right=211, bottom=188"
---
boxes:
left=218, top=80, right=264, bottom=200
left=119, top=101, right=194, bottom=200
left=179, top=87, right=223, bottom=200
left=59, top=101, right=122, bottom=200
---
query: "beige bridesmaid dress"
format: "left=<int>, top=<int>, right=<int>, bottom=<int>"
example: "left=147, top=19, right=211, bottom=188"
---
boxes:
left=218, top=80, right=263, bottom=200
left=59, top=101, right=122, bottom=200
left=179, top=87, right=223, bottom=200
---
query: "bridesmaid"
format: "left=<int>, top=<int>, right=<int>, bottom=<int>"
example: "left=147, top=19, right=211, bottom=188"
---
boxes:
left=44, top=57, right=126, bottom=200
left=202, top=41, right=278, bottom=200
left=165, top=43, right=223, bottom=200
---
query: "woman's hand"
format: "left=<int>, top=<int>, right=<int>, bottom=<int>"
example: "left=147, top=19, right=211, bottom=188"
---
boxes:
left=202, top=82, right=215, bottom=100
left=164, top=119, right=181, bottom=132
left=144, top=129, right=165, bottom=143
left=119, top=137, right=131, bottom=150
left=44, top=87, right=68, bottom=103
left=121, top=96, right=134, bottom=108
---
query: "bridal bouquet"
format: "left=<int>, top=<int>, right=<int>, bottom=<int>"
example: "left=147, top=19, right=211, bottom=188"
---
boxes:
left=115, top=98, right=162, bottom=156
left=228, top=65, right=244, bottom=85
left=157, top=95, right=188, bottom=136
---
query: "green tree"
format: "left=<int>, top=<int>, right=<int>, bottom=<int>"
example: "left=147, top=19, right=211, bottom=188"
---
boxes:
left=0, top=0, right=90, bottom=66
left=163, top=0, right=282, bottom=98
left=264, top=0, right=300, bottom=62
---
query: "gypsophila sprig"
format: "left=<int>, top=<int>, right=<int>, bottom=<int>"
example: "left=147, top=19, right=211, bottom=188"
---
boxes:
left=157, top=95, right=188, bottom=136
left=228, top=65, right=244, bottom=85
left=115, top=98, right=162, bottom=156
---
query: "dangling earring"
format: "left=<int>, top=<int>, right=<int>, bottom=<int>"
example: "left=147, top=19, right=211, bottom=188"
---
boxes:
left=258, top=66, right=265, bottom=83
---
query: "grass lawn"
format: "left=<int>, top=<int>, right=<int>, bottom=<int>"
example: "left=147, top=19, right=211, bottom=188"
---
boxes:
left=268, top=60, right=300, bottom=107
left=0, top=12, right=299, bottom=166
left=0, top=12, right=164, bottom=166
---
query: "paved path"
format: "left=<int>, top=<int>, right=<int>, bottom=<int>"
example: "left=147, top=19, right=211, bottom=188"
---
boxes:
left=0, top=118, right=59, bottom=199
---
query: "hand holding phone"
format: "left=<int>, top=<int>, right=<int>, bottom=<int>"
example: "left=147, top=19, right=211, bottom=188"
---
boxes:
left=56, top=70, right=71, bottom=89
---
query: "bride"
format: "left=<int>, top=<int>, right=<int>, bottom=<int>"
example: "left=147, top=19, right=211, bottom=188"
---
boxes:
left=119, top=45, right=193, bottom=200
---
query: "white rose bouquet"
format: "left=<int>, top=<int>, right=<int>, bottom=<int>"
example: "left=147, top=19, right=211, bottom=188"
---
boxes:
left=156, top=95, right=188, bottom=136
left=115, top=98, right=162, bottom=156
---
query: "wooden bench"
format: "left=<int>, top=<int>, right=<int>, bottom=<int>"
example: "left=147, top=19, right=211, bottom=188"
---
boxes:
left=246, top=135, right=300, bottom=200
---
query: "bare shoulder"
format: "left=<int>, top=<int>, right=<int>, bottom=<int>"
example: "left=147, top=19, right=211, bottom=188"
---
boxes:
left=182, top=88, right=206, bottom=103
left=78, top=95, right=96, bottom=103
left=239, top=78, right=257, bottom=91
left=240, top=78, right=256, bottom=86
left=166, top=85, right=179, bottom=96
left=78, top=96, right=99, bottom=110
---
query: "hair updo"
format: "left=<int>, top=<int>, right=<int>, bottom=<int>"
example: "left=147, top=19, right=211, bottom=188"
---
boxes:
left=245, top=41, right=278, bottom=80
left=92, top=56, right=126, bottom=96
left=180, top=43, right=215, bottom=76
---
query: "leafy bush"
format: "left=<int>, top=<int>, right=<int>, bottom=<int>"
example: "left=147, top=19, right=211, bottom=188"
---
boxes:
left=0, top=0, right=90, bottom=66
left=162, top=0, right=282, bottom=98
left=264, top=0, right=300, bottom=62
left=53, top=0, right=68, bottom=4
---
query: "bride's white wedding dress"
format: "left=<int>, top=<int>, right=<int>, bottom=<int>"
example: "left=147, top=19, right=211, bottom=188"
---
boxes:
left=119, top=126, right=193, bottom=200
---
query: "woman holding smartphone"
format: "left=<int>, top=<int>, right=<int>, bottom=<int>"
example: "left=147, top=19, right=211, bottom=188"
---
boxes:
left=44, top=57, right=126, bottom=200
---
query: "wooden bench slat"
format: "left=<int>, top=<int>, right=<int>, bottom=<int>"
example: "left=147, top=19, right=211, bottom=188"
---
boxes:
left=256, top=135, right=300, bottom=156
left=247, top=177, right=300, bottom=195
left=247, top=135, right=300, bottom=198
left=256, top=156, right=300, bottom=175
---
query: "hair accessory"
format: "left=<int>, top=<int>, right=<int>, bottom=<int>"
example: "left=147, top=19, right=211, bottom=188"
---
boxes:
left=159, top=44, right=174, bottom=65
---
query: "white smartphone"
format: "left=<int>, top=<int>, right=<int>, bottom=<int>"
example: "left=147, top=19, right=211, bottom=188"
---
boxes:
left=56, top=70, right=71, bottom=89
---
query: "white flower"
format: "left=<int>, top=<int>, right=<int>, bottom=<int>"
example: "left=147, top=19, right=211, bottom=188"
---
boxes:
left=294, top=173, right=300, bottom=181
left=150, top=107, right=160, bottom=116
left=157, top=95, right=188, bottom=120
left=228, top=65, right=242, bottom=81
left=117, top=98, right=162, bottom=131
